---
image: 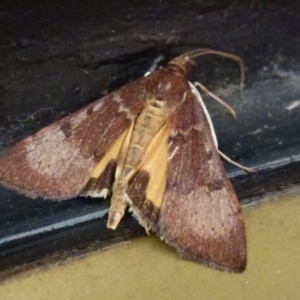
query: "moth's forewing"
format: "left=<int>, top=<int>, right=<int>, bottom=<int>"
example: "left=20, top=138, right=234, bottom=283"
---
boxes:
left=0, top=77, right=148, bottom=199
left=158, top=90, right=246, bottom=272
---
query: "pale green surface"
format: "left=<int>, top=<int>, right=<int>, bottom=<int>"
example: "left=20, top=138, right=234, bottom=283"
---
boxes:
left=1, top=187, right=300, bottom=300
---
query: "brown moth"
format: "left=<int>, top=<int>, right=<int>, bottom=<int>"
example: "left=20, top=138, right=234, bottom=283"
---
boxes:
left=0, top=49, right=247, bottom=272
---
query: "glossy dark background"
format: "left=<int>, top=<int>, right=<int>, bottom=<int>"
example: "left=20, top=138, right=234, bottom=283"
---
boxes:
left=0, top=0, right=299, bottom=277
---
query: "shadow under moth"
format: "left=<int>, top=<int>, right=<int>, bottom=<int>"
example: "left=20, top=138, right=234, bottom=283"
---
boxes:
left=0, top=49, right=247, bottom=272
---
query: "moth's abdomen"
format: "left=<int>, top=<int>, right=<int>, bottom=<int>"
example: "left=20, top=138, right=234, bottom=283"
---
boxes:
left=122, top=99, right=169, bottom=177
left=108, top=98, right=171, bottom=229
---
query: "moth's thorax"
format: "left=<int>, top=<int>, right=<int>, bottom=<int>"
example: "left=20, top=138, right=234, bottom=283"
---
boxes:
left=143, top=68, right=191, bottom=110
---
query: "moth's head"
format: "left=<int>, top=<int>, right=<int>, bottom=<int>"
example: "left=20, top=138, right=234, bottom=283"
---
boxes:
left=167, top=55, right=196, bottom=77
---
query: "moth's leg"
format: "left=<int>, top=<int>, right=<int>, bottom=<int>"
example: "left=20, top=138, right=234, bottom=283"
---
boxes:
left=218, top=150, right=254, bottom=173
left=189, top=82, right=218, bottom=148
left=194, top=82, right=236, bottom=119
left=189, top=82, right=254, bottom=173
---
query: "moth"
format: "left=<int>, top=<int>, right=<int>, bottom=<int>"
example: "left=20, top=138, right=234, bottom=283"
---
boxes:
left=0, top=49, right=247, bottom=272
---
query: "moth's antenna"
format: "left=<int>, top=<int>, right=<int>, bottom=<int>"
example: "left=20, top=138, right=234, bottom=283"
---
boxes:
left=180, top=49, right=246, bottom=101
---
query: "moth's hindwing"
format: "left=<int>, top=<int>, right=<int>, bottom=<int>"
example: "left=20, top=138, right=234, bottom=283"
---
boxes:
left=125, top=120, right=171, bottom=230
left=80, top=127, right=132, bottom=199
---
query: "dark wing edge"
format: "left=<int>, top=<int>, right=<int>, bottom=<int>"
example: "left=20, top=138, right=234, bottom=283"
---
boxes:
left=157, top=90, right=247, bottom=272
left=0, top=77, right=148, bottom=200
